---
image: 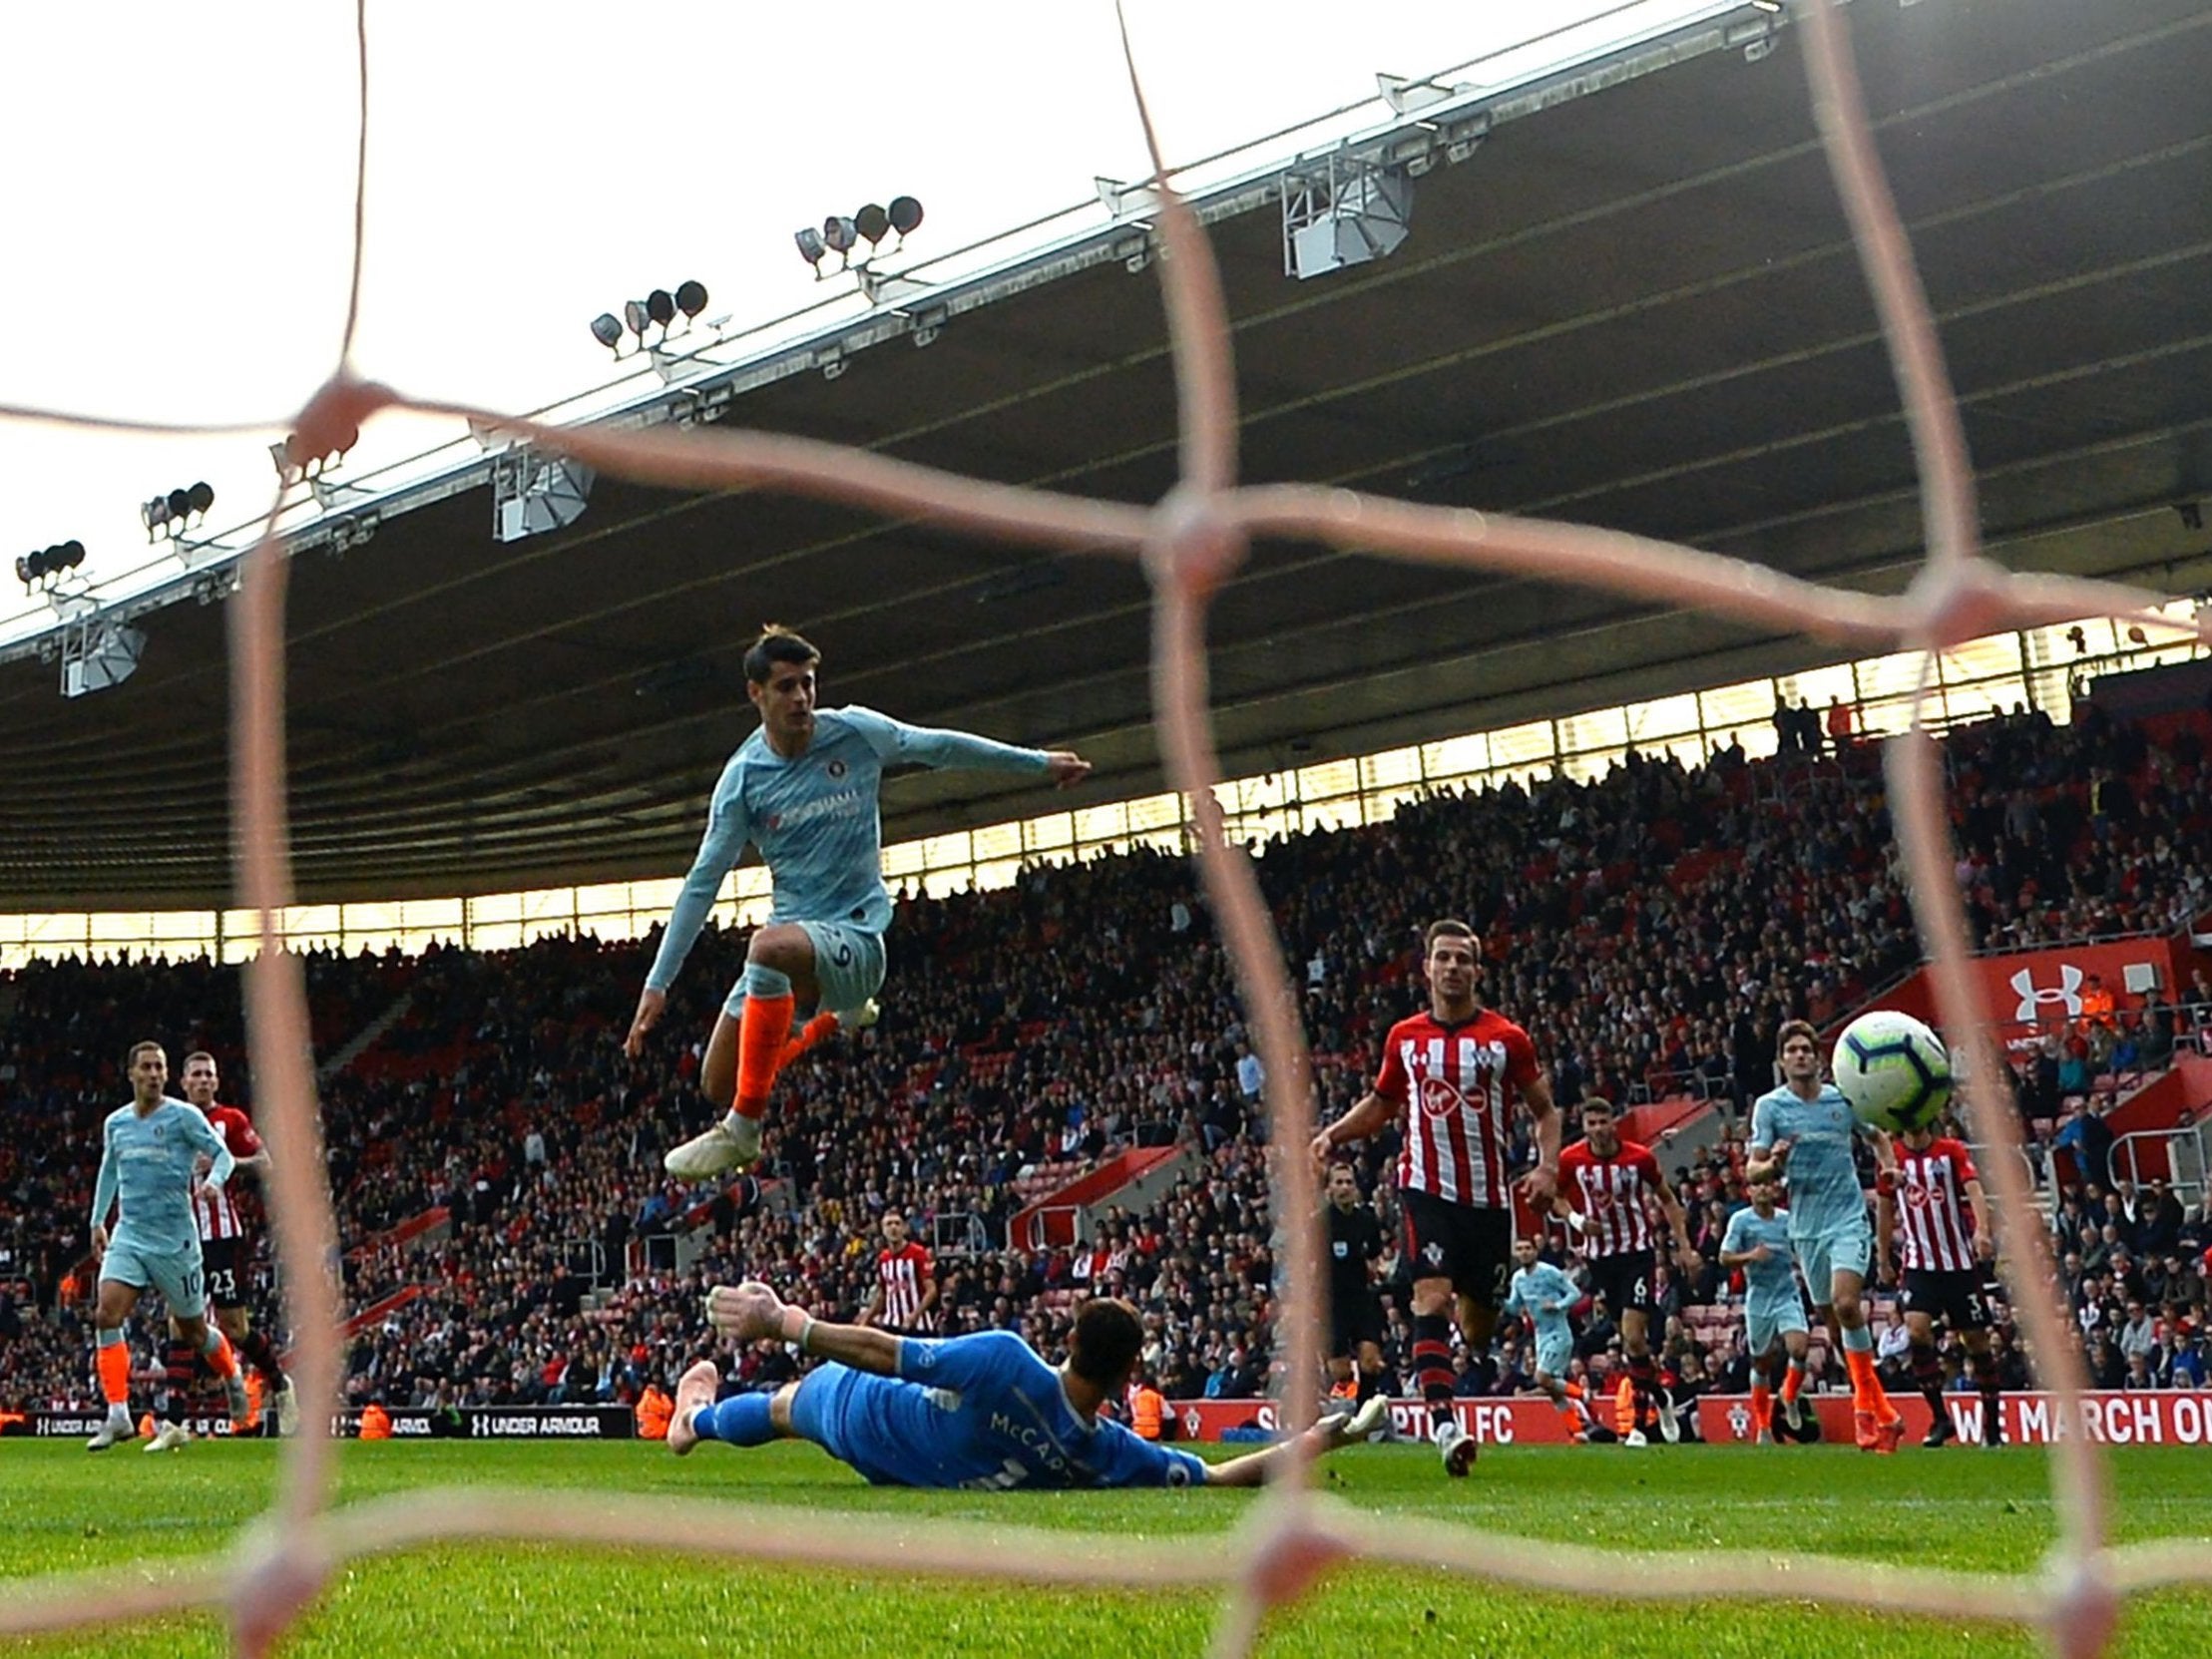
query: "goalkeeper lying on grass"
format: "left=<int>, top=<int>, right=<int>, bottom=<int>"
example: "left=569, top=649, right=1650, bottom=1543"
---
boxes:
left=672, top=1281, right=1384, bottom=1489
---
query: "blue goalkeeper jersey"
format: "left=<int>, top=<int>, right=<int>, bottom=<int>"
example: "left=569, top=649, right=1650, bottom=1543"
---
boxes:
left=1502, top=1261, right=1579, bottom=1350
left=91, top=1099, right=234, bottom=1255
left=1749, top=1082, right=1870, bottom=1239
left=646, top=706, right=1048, bottom=992
left=801, top=1332, right=1206, bottom=1491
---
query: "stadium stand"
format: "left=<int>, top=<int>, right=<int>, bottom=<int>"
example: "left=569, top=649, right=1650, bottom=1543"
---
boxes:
left=4, top=701, right=2209, bottom=1414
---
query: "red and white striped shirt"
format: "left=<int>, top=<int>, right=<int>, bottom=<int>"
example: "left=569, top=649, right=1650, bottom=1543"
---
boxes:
left=192, top=1104, right=262, bottom=1242
left=1557, top=1138, right=1662, bottom=1258
left=874, top=1242, right=935, bottom=1331
left=1375, top=1009, right=1541, bottom=1209
left=1895, top=1138, right=1981, bottom=1273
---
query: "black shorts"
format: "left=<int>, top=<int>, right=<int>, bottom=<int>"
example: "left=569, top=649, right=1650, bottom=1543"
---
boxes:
left=1399, top=1189, right=1513, bottom=1309
left=1585, top=1250, right=1658, bottom=1318
left=201, top=1237, right=248, bottom=1311
left=1901, top=1267, right=1992, bottom=1331
left=1328, top=1284, right=1385, bottom=1358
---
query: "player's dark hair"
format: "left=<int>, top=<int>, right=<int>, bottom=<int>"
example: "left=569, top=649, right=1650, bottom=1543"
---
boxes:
left=183, top=1050, right=217, bottom=1070
left=1424, top=918, right=1477, bottom=953
left=1327, top=1160, right=1357, bottom=1183
left=743, top=623, right=820, bottom=684
left=1777, top=1019, right=1820, bottom=1051
left=126, top=1039, right=164, bottom=1069
left=1580, top=1095, right=1614, bottom=1119
left=1068, top=1297, right=1144, bottom=1389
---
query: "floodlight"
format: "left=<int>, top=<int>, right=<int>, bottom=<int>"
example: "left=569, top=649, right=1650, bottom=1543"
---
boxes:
left=275, top=423, right=357, bottom=482
left=674, top=279, right=708, bottom=318
left=623, top=299, right=651, bottom=339
left=646, top=288, right=676, bottom=328
left=855, top=203, right=890, bottom=247
left=795, top=227, right=827, bottom=271
left=888, top=196, right=923, bottom=242
left=590, top=312, right=623, bottom=349
left=1751, top=1, right=1782, bottom=11
left=822, top=215, right=858, bottom=257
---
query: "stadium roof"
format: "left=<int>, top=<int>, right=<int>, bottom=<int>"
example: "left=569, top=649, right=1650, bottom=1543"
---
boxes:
left=4, top=0, right=2209, bottom=910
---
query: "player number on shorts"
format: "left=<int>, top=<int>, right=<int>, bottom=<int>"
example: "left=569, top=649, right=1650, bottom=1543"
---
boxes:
left=1633, top=1276, right=1648, bottom=1305
left=182, top=1268, right=204, bottom=1303
left=832, top=942, right=854, bottom=967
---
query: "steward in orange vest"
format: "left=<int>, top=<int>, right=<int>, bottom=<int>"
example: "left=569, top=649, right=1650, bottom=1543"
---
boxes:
left=636, top=1382, right=673, bottom=1442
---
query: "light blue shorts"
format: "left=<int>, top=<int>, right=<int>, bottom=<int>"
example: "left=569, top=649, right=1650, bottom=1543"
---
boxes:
left=1747, top=1298, right=1810, bottom=1358
left=1793, top=1221, right=1872, bottom=1307
left=721, top=922, right=886, bottom=1020
left=100, top=1236, right=207, bottom=1321
left=1533, top=1328, right=1573, bottom=1381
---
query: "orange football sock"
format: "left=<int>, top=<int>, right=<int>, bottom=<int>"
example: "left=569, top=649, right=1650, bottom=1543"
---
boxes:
left=97, top=1339, right=131, bottom=1407
left=1614, top=1375, right=1637, bottom=1436
left=1843, top=1346, right=1887, bottom=1412
left=202, top=1328, right=239, bottom=1381
left=733, top=992, right=795, bottom=1118
left=1750, top=1383, right=1772, bottom=1436
left=777, top=1011, right=840, bottom=1068
left=1780, top=1364, right=1804, bottom=1405
left=1562, top=1381, right=1584, bottom=1401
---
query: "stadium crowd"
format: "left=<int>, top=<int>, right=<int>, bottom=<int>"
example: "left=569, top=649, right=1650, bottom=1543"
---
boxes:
left=3, top=700, right=2209, bottom=1418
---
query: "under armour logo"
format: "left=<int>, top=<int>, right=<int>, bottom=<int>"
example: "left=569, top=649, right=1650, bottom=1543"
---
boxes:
left=1423, top=1242, right=1446, bottom=1266
left=2010, top=964, right=2083, bottom=1023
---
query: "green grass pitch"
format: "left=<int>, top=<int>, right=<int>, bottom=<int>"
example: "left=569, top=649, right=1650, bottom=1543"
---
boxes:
left=1, top=1439, right=2206, bottom=1657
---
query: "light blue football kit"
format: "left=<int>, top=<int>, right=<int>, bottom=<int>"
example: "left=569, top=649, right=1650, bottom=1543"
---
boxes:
left=735, top=1331, right=1206, bottom=1489
left=1721, top=1205, right=1809, bottom=1356
left=1503, top=1261, right=1581, bottom=1380
left=90, top=1098, right=236, bottom=1320
left=646, top=706, right=1050, bottom=1016
left=1750, top=1082, right=1874, bottom=1300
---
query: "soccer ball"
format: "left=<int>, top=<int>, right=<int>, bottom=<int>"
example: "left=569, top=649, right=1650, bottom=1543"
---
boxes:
left=1831, top=1010, right=1953, bottom=1134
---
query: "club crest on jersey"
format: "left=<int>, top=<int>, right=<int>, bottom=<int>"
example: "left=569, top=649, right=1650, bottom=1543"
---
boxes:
left=151, top=1123, right=167, bottom=1144
left=1418, top=1075, right=1470, bottom=1118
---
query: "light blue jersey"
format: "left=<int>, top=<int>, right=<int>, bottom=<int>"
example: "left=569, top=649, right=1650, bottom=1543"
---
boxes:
left=1749, top=1082, right=1870, bottom=1239
left=790, top=1331, right=1206, bottom=1490
left=1721, top=1206, right=1801, bottom=1314
left=1504, top=1261, right=1580, bottom=1379
left=92, top=1099, right=234, bottom=1256
left=1723, top=1204, right=1810, bottom=1354
left=647, top=706, right=1048, bottom=993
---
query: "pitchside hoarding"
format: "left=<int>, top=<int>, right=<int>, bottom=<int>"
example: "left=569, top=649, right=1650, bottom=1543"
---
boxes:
left=1170, top=1394, right=2212, bottom=1447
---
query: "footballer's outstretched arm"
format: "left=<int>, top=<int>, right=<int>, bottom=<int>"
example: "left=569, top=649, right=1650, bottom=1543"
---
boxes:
left=1203, top=1402, right=1383, bottom=1486
left=707, top=1281, right=903, bottom=1375
left=1311, top=1091, right=1394, bottom=1164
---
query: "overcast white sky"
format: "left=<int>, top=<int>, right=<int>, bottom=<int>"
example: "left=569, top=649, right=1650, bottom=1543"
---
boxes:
left=0, top=1, right=1724, bottom=639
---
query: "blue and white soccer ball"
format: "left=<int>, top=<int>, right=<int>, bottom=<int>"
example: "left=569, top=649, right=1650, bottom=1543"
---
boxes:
left=1832, top=1009, right=1953, bottom=1135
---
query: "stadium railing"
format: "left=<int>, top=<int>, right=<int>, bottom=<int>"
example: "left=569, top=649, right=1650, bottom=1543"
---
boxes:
left=2110, top=1124, right=2211, bottom=1209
